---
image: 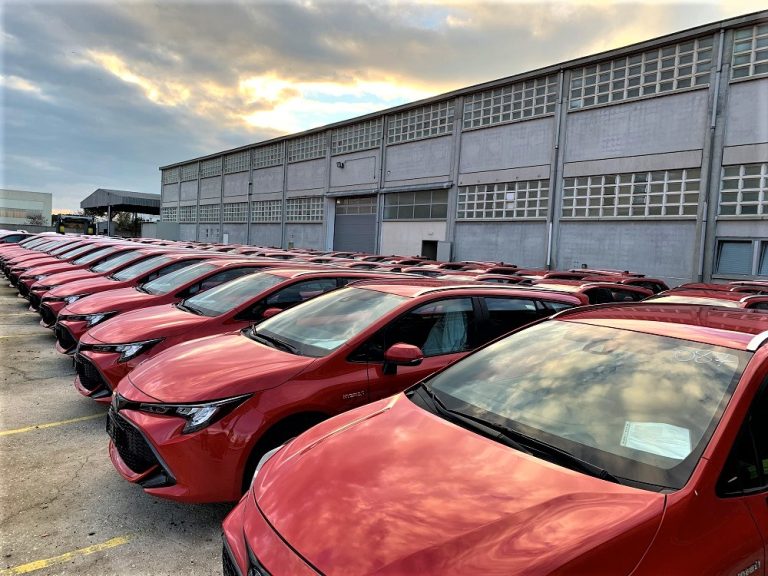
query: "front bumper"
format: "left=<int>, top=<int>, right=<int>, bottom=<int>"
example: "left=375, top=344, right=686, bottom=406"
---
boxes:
left=54, top=321, right=82, bottom=354
left=38, top=300, right=66, bottom=327
left=73, top=349, right=128, bottom=401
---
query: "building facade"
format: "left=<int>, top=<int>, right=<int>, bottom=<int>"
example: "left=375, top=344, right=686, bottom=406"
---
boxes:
left=159, top=11, right=768, bottom=285
left=0, top=189, right=52, bottom=227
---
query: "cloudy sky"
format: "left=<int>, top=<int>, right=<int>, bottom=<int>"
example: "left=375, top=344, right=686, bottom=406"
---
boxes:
left=1, top=0, right=764, bottom=212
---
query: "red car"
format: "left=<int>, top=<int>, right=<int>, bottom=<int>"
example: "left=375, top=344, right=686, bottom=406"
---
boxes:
left=106, top=280, right=583, bottom=502
left=647, top=289, right=768, bottom=310
left=75, top=269, right=402, bottom=402
left=53, top=258, right=278, bottom=354
left=0, top=235, right=72, bottom=269
left=223, top=304, right=768, bottom=576
left=36, top=250, right=210, bottom=327
left=4, top=237, right=85, bottom=283
left=530, top=279, right=652, bottom=303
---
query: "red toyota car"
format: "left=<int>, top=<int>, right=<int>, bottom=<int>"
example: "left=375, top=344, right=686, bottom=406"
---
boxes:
left=223, top=303, right=768, bottom=576
left=74, top=269, right=403, bottom=401
left=53, top=258, right=279, bottom=354
left=4, top=237, right=85, bottom=282
left=106, top=280, right=584, bottom=502
left=648, top=289, right=768, bottom=310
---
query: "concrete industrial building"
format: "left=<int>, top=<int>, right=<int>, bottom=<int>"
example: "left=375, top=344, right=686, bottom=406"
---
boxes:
left=0, top=189, right=52, bottom=227
left=159, top=10, right=768, bottom=285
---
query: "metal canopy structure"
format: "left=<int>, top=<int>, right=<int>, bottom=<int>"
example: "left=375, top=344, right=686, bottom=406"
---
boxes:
left=80, top=188, right=161, bottom=215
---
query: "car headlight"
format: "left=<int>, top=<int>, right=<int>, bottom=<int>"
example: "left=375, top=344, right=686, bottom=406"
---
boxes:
left=60, top=311, right=117, bottom=327
left=90, top=338, right=163, bottom=362
left=36, top=284, right=58, bottom=291
left=65, top=293, right=89, bottom=304
left=136, top=394, right=251, bottom=434
left=32, top=274, right=48, bottom=280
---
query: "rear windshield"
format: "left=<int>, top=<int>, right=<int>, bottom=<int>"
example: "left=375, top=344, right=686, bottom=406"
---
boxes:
left=91, top=250, right=143, bottom=273
left=74, top=246, right=119, bottom=265
left=142, top=262, right=218, bottom=295
left=110, top=255, right=173, bottom=281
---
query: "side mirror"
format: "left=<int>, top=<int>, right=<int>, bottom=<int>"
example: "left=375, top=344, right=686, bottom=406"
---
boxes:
left=261, top=307, right=282, bottom=320
left=382, top=343, right=423, bottom=375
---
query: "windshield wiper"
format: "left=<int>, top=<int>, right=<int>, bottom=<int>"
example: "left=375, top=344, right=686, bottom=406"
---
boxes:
left=250, top=330, right=297, bottom=354
left=176, top=301, right=202, bottom=315
left=418, top=383, right=622, bottom=485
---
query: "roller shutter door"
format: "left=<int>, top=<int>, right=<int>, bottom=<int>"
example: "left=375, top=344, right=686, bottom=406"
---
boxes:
left=333, top=196, right=377, bottom=253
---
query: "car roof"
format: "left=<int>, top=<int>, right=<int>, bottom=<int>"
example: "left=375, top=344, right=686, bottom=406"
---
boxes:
left=554, top=303, right=768, bottom=350
left=259, top=268, right=413, bottom=280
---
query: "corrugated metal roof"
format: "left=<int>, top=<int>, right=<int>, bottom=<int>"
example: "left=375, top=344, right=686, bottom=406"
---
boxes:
left=80, top=189, right=161, bottom=213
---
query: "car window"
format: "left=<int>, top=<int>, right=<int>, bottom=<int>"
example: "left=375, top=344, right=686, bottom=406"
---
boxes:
left=111, top=255, right=173, bottom=281
left=142, top=259, right=200, bottom=283
left=73, top=246, right=118, bottom=265
left=142, top=262, right=218, bottom=295
left=611, top=289, right=645, bottom=302
left=91, top=250, right=142, bottom=273
left=479, top=297, right=542, bottom=344
left=264, top=278, right=339, bottom=307
left=748, top=302, right=768, bottom=310
left=186, top=267, right=263, bottom=296
left=718, top=383, right=768, bottom=496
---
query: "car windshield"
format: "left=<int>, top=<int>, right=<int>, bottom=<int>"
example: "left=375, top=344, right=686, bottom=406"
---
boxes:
left=51, top=243, right=84, bottom=256
left=424, top=321, right=751, bottom=491
left=254, top=287, right=407, bottom=357
left=56, top=244, right=96, bottom=259
left=90, top=250, right=142, bottom=273
left=182, top=272, right=284, bottom=316
left=73, top=246, right=118, bottom=265
left=649, top=295, right=740, bottom=308
left=110, top=255, right=173, bottom=281
left=142, top=262, right=218, bottom=296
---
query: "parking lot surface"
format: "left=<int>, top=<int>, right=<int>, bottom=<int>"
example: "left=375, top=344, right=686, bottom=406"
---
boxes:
left=0, top=283, right=229, bottom=575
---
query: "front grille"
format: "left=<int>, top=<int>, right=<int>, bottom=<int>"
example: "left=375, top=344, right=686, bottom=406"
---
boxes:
left=39, top=304, right=56, bottom=326
left=222, top=545, right=239, bottom=576
left=55, top=324, right=78, bottom=353
left=74, top=354, right=108, bottom=392
left=107, top=409, right=160, bottom=475
left=28, top=292, right=41, bottom=310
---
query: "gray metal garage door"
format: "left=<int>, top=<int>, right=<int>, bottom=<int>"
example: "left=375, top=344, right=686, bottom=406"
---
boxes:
left=333, top=196, right=377, bottom=253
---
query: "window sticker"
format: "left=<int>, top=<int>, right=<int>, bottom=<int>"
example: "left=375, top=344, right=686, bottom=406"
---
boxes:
left=621, top=422, right=692, bottom=460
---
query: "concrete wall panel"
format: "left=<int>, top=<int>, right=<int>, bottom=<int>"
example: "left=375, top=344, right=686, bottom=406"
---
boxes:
left=458, top=165, right=550, bottom=187
left=715, top=220, right=768, bottom=237
left=330, top=152, right=378, bottom=188
left=200, top=177, right=221, bottom=200
left=285, top=223, right=324, bottom=250
left=179, top=224, right=197, bottom=242
left=222, top=224, right=247, bottom=244
left=253, top=166, right=284, bottom=195
left=723, top=143, right=768, bottom=165
left=724, top=78, right=768, bottom=147
left=179, top=181, right=197, bottom=201
left=287, top=159, right=326, bottom=192
left=198, top=224, right=220, bottom=242
left=564, top=90, right=709, bottom=163
left=385, top=136, right=452, bottom=184
left=155, top=222, right=179, bottom=241
left=459, top=118, right=553, bottom=174
left=557, top=221, right=697, bottom=285
left=250, top=224, right=282, bottom=247
left=223, top=172, right=249, bottom=198
left=563, top=150, right=702, bottom=177
left=380, top=221, right=447, bottom=256
left=453, top=222, right=548, bottom=267
left=162, top=184, right=179, bottom=202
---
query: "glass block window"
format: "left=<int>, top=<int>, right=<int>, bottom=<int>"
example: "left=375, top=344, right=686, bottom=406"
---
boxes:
left=457, top=181, right=549, bottom=220
left=251, top=200, right=282, bottom=223
left=200, top=157, right=222, bottom=178
left=252, top=143, right=284, bottom=169
left=288, top=133, right=327, bottom=163
left=383, top=190, right=449, bottom=220
left=286, top=196, right=324, bottom=222
left=719, top=163, right=768, bottom=216
left=181, top=163, right=199, bottom=181
left=569, top=37, right=713, bottom=109
left=335, top=196, right=377, bottom=215
left=162, top=168, right=179, bottom=184
left=561, top=169, right=701, bottom=218
left=179, top=205, right=197, bottom=223
left=160, top=206, right=178, bottom=222
left=224, top=151, right=250, bottom=174
left=223, top=202, right=248, bottom=223
left=331, top=119, right=383, bottom=155
left=732, top=24, right=768, bottom=79
left=463, top=76, right=558, bottom=129
left=387, top=101, right=455, bottom=144
left=198, top=204, right=220, bottom=223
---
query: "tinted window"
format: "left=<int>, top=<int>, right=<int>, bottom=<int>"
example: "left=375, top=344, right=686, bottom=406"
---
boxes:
left=480, top=297, right=541, bottom=343
left=264, top=278, right=339, bottom=307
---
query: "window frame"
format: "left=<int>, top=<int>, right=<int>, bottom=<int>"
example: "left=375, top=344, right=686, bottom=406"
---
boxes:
left=714, top=238, right=768, bottom=278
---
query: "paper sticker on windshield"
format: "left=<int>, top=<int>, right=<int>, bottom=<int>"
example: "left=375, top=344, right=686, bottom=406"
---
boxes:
left=621, top=422, right=692, bottom=460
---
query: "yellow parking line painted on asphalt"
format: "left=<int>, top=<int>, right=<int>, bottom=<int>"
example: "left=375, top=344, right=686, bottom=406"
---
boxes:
left=0, top=535, right=131, bottom=575
left=0, top=414, right=103, bottom=437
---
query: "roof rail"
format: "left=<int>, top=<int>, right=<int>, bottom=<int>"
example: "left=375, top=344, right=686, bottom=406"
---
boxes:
left=747, top=330, right=768, bottom=352
left=413, top=284, right=586, bottom=297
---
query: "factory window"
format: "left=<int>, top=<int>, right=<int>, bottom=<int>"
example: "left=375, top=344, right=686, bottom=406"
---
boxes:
left=332, top=118, right=383, bottom=155
left=387, top=101, right=455, bottom=144
left=335, top=196, right=377, bottom=215
left=458, top=180, right=549, bottom=220
left=223, top=202, right=248, bottom=223
left=181, top=163, right=199, bottom=181
left=160, top=206, right=178, bottom=222
left=715, top=239, right=768, bottom=277
left=286, top=197, right=324, bottom=222
left=179, top=205, right=197, bottom=223
left=569, top=36, right=713, bottom=109
left=719, top=163, right=768, bottom=216
left=732, top=24, right=768, bottom=79
left=162, top=168, right=179, bottom=184
left=198, top=204, right=220, bottom=223
left=224, top=151, right=250, bottom=174
left=288, top=133, right=327, bottom=163
left=200, top=157, right=223, bottom=178
left=251, top=200, right=282, bottom=223
left=252, top=143, right=284, bottom=169
left=383, top=190, right=449, bottom=220
left=463, top=75, right=558, bottom=129
left=561, top=169, right=700, bottom=218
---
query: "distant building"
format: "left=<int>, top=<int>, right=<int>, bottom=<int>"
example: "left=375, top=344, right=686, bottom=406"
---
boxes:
left=0, top=189, right=52, bottom=226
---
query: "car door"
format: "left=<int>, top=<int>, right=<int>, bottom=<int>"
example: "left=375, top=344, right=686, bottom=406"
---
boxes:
left=356, top=297, right=479, bottom=401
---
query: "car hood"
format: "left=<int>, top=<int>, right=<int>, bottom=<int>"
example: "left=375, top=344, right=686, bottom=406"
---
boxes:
left=84, top=303, right=208, bottom=344
left=46, top=276, right=122, bottom=297
left=125, top=332, right=316, bottom=403
left=35, top=269, right=98, bottom=288
left=253, top=395, right=666, bottom=576
left=64, top=286, right=157, bottom=315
